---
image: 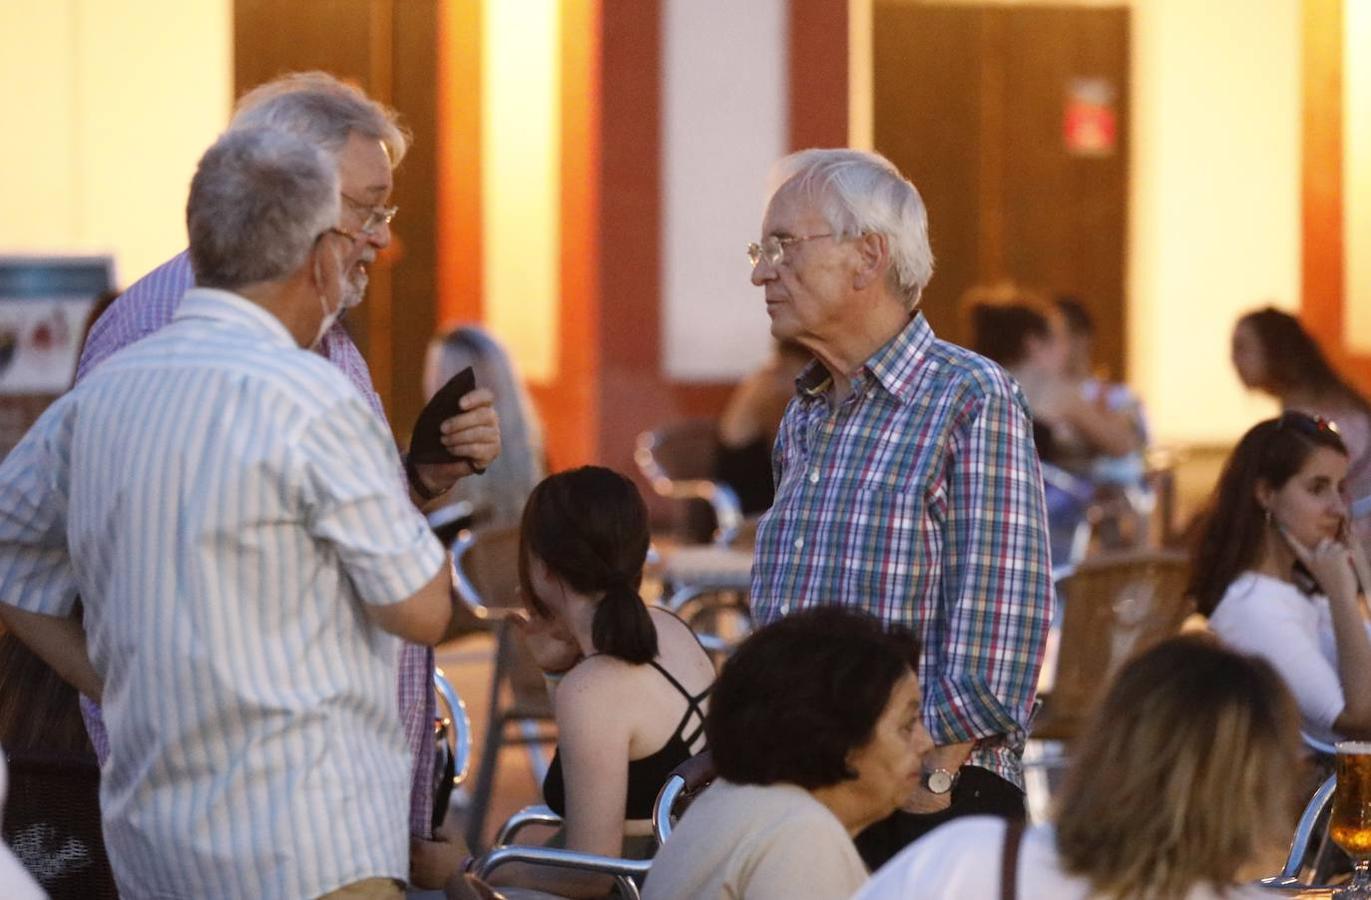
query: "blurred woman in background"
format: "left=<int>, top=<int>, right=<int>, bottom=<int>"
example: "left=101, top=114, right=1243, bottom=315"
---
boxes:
left=423, top=326, right=546, bottom=533
left=1232, top=307, right=1371, bottom=561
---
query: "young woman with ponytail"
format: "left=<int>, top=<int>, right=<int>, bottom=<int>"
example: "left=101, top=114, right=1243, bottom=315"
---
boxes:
left=487, top=466, right=715, bottom=898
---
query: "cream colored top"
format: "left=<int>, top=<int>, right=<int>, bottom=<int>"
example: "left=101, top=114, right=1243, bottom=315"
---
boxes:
left=643, top=779, right=868, bottom=900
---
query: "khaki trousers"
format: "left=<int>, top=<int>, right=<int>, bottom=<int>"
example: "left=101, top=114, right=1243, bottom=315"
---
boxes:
left=317, top=876, right=405, bottom=899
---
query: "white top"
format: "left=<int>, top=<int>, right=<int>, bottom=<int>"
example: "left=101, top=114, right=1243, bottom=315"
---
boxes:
left=0, top=289, right=446, bottom=899
left=856, top=817, right=1269, bottom=900
left=643, top=779, right=868, bottom=900
left=1208, top=571, right=1369, bottom=745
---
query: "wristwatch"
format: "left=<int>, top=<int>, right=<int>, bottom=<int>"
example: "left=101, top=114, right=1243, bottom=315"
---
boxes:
left=922, top=767, right=958, bottom=795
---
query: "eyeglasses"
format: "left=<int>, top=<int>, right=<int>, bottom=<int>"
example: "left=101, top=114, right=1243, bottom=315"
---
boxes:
left=341, top=193, right=399, bottom=235
left=1277, top=411, right=1341, bottom=437
left=746, top=233, right=835, bottom=268
left=320, top=226, right=366, bottom=244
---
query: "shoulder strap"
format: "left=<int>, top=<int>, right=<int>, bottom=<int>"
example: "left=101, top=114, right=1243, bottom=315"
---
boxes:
left=1000, top=818, right=1025, bottom=900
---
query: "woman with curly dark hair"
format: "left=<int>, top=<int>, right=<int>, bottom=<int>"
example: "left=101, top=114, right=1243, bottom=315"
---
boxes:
left=644, top=607, right=932, bottom=900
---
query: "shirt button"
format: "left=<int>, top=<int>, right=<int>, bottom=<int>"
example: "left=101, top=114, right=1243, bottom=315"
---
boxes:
left=793, top=537, right=804, bottom=550
left=808, top=468, right=820, bottom=484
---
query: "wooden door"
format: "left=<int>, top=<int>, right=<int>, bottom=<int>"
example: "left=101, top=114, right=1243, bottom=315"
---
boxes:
left=234, top=0, right=441, bottom=434
left=874, top=1, right=1130, bottom=379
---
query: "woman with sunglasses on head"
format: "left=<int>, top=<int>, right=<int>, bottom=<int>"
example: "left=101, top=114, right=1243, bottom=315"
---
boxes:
left=1189, top=413, right=1371, bottom=744
left=483, top=466, right=715, bottom=898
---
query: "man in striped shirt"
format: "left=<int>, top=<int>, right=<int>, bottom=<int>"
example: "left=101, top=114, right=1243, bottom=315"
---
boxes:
left=747, top=149, right=1054, bottom=870
left=70, top=73, right=500, bottom=885
left=0, top=128, right=456, bottom=898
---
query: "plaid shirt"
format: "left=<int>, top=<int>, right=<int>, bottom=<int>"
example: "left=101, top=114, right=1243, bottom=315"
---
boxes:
left=750, top=313, right=1053, bottom=789
left=77, top=251, right=437, bottom=837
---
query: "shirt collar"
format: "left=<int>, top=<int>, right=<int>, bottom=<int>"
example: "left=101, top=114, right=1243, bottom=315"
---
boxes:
left=173, top=287, right=300, bottom=349
left=795, top=313, right=935, bottom=405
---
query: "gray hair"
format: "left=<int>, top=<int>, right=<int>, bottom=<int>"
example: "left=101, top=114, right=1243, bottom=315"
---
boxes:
left=771, top=148, right=934, bottom=309
left=230, top=71, right=410, bottom=167
left=187, top=127, right=341, bottom=289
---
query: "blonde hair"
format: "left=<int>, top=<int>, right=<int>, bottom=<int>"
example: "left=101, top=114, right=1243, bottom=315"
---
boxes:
left=1054, top=635, right=1299, bottom=899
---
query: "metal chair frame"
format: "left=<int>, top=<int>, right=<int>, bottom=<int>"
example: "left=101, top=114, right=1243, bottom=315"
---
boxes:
left=634, top=422, right=744, bottom=547
left=1261, top=774, right=1339, bottom=891
left=452, top=527, right=559, bottom=854
left=478, top=752, right=715, bottom=899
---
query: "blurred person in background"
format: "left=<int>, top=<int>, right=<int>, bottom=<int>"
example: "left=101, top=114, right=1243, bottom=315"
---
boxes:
left=1189, top=413, right=1371, bottom=747
left=423, top=325, right=546, bottom=535
left=644, top=607, right=932, bottom=900
left=856, top=636, right=1298, bottom=899
left=963, top=284, right=1142, bottom=567
left=714, top=340, right=810, bottom=516
left=1232, top=306, right=1371, bottom=564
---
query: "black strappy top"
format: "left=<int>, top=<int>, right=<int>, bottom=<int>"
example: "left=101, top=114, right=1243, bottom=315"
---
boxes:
left=542, top=659, right=711, bottom=820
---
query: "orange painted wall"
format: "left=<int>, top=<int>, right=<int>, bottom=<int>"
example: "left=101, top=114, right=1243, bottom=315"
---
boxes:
left=1302, top=0, right=1371, bottom=395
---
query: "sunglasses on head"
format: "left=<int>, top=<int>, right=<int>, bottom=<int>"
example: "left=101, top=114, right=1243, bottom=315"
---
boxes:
left=1276, top=411, right=1340, bottom=437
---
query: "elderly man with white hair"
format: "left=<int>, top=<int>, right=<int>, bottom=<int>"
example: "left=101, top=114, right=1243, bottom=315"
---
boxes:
left=0, top=127, right=454, bottom=899
left=747, top=149, right=1054, bottom=870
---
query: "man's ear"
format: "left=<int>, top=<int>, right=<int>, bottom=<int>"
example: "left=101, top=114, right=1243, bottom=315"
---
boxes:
left=852, top=231, right=891, bottom=291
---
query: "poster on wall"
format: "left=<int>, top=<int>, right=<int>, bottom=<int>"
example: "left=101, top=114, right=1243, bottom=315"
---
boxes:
left=0, top=256, right=114, bottom=459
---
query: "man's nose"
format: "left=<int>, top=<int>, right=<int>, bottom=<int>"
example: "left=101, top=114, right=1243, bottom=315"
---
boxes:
left=751, top=257, right=774, bottom=286
left=368, top=220, right=392, bottom=250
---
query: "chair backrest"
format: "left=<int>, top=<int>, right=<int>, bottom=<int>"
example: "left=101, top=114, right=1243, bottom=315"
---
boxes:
left=652, top=750, right=716, bottom=848
left=453, top=526, right=524, bottom=615
left=635, top=422, right=742, bottom=545
left=454, top=526, right=552, bottom=712
left=1045, top=549, right=1192, bottom=734
left=4, top=749, right=118, bottom=899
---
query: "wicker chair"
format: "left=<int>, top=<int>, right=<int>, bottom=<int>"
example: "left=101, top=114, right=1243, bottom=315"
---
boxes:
left=454, top=527, right=559, bottom=854
left=1031, top=549, right=1192, bottom=741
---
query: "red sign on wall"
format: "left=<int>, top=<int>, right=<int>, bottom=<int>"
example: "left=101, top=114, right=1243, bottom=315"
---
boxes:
left=1064, top=78, right=1117, bottom=157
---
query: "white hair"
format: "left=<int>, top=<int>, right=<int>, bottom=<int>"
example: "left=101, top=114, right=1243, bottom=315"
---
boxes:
left=771, top=148, right=934, bottom=309
left=187, top=127, right=341, bottom=289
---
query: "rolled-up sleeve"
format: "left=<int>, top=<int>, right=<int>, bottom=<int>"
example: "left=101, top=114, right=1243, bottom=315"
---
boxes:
left=0, top=399, right=79, bottom=617
left=926, top=388, right=1053, bottom=747
left=298, top=395, right=445, bottom=608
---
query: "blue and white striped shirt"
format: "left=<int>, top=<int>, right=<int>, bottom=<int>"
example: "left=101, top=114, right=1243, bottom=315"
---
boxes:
left=0, top=289, right=446, bottom=899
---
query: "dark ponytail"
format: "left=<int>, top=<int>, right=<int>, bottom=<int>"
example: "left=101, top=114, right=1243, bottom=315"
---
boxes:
left=519, top=466, right=658, bottom=664
left=591, top=581, right=658, bottom=664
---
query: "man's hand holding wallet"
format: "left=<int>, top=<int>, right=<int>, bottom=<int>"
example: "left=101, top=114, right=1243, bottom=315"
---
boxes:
left=406, top=367, right=502, bottom=504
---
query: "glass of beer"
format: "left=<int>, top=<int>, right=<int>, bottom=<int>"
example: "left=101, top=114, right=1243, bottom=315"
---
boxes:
left=1333, top=741, right=1371, bottom=897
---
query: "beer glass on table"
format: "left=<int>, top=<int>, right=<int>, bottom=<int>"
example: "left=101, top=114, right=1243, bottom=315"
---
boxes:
left=1333, top=741, right=1371, bottom=897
